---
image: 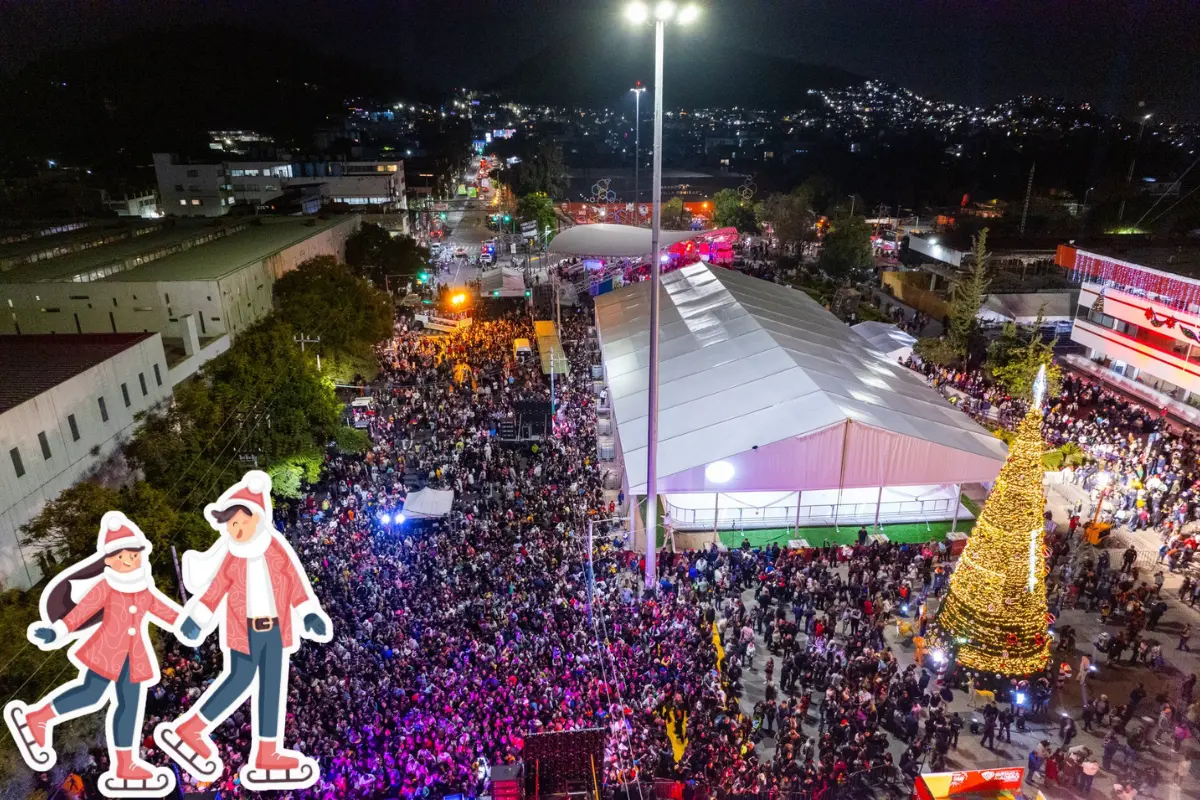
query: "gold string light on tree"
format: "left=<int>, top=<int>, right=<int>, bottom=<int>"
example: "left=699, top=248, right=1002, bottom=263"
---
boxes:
left=933, top=366, right=1051, bottom=675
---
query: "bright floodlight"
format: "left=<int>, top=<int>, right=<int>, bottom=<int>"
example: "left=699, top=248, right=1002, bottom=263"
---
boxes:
left=395, top=513, right=407, bottom=524
left=678, top=4, right=700, bottom=24
left=705, top=460, right=734, bottom=483
left=625, top=2, right=648, bottom=23
left=379, top=513, right=391, bottom=525
left=655, top=1, right=676, bottom=21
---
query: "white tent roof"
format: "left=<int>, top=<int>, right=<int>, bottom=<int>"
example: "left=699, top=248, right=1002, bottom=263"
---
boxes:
left=549, top=223, right=710, bottom=257
left=979, top=292, right=1074, bottom=324
left=595, top=263, right=1007, bottom=495
left=403, top=488, right=455, bottom=518
left=851, top=321, right=918, bottom=359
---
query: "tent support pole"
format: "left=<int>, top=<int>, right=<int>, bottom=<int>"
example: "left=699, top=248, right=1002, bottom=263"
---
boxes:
left=713, top=492, right=719, bottom=539
left=873, top=486, right=883, bottom=532
left=951, top=483, right=962, bottom=533
left=833, top=422, right=852, bottom=532
left=794, top=493, right=802, bottom=538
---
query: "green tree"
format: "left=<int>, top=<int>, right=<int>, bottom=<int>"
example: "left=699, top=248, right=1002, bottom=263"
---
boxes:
left=946, top=229, right=992, bottom=358
left=127, top=318, right=340, bottom=514
left=275, top=256, right=392, bottom=377
left=914, top=336, right=960, bottom=367
left=817, top=216, right=874, bottom=284
left=345, top=223, right=428, bottom=286
left=516, top=192, right=558, bottom=239
left=19, top=482, right=209, bottom=589
left=988, top=311, right=1062, bottom=402
left=266, top=448, right=324, bottom=500
left=711, top=188, right=759, bottom=233
left=763, top=188, right=814, bottom=250
left=519, top=140, right=569, bottom=198
left=660, top=197, right=692, bottom=231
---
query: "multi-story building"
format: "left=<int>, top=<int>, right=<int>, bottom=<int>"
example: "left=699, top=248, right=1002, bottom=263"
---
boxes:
left=153, top=153, right=232, bottom=217
left=1057, top=244, right=1200, bottom=404
left=0, top=216, right=360, bottom=382
left=291, top=159, right=407, bottom=210
left=0, top=333, right=172, bottom=589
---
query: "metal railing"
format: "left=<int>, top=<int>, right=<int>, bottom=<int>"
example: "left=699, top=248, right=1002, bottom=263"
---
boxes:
left=664, top=497, right=956, bottom=530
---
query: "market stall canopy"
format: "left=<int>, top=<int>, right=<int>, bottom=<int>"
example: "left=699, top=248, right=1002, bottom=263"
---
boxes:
left=851, top=321, right=918, bottom=362
left=549, top=223, right=712, bottom=257
left=402, top=488, right=455, bottom=518
left=594, top=263, right=1008, bottom=495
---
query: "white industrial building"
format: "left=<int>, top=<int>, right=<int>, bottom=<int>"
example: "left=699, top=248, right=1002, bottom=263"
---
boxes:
left=0, top=333, right=172, bottom=590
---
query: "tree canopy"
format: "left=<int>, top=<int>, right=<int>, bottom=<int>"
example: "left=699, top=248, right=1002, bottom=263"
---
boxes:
left=946, top=229, right=992, bottom=359
left=660, top=197, right=692, bottom=231
left=275, top=256, right=392, bottom=374
left=345, top=223, right=429, bottom=286
left=515, top=141, right=569, bottom=198
left=516, top=192, right=558, bottom=239
left=711, top=188, right=759, bottom=233
left=762, top=189, right=814, bottom=249
left=987, top=311, right=1062, bottom=402
left=817, top=215, right=874, bottom=284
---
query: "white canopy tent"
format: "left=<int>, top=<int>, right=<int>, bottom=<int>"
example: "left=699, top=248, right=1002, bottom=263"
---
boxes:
left=851, top=321, right=917, bottom=362
left=402, top=488, right=455, bottom=519
left=594, top=263, right=1007, bottom=531
left=549, top=223, right=711, bottom=257
left=978, top=292, right=1074, bottom=326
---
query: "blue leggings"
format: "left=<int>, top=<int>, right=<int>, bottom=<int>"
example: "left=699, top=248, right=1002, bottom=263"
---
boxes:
left=52, top=659, right=140, bottom=748
left=199, top=627, right=286, bottom=738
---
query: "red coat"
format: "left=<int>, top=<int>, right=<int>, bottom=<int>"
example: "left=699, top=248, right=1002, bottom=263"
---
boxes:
left=59, top=580, right=179, bottom=683
left=194, top=536, right=315, bottom=655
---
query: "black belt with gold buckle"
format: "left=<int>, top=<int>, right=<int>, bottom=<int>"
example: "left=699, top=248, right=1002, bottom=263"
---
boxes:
left=249, top=617, right=277, bottom=632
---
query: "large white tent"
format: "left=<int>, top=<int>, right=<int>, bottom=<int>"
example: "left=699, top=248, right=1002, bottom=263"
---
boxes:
left=550, top=223, right=711, bottom=257
left=594, top=262, right=1007, bottom=531
left=851, top=321, right=917, bottom=362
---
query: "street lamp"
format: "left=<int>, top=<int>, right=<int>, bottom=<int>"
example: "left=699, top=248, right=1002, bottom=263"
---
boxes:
left=631, top=82, right=646, bottom=209
left=625, top=1, right=701, bottom=590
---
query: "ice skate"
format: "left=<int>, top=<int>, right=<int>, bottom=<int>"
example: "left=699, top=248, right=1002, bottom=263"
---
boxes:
left=4, top=700, right=57, bottom=771
left=153, top=714, right=222, bottom=781
left=239, top=738, right=318, bottom=790
left=98, top=749, right=175, bottom=798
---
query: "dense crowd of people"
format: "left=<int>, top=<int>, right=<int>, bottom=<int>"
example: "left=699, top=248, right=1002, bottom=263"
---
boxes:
left=44, top=292, right=961, bottom=800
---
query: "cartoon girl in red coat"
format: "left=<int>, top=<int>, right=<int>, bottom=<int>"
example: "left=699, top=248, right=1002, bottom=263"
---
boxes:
left=4, top=511, right=181, bottom=798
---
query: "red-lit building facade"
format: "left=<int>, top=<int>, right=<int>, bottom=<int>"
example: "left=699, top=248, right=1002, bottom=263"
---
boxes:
left=1058, top=244, right=1200, bottom=402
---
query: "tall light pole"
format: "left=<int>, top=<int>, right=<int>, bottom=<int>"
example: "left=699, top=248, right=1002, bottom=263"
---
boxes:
left=626, top=1, right=700, bottom=590
left=631, top=82, right=646, bottom=213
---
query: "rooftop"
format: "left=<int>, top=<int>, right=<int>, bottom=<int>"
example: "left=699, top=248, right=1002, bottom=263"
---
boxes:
left=0, top=333, right=155, bottom=414
left=98, top=217, right=349, bottom=283
left=1077, top=243, right=1200, bottom=279
left=0, top=221, right=244, bottom=284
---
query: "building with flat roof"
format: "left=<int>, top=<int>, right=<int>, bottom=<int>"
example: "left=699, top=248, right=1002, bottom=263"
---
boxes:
left=0, top=215, right=360, bottom=383
left=0, top=333, right=172, bottom=590
left=1056, top=243, right=1200, bottom=408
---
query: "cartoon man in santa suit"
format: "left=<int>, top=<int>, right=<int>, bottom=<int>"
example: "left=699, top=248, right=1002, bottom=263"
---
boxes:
left=154, top=471, right=331, bottom=790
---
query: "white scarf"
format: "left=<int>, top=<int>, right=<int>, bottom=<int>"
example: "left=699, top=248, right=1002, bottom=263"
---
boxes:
left=182, top=525, right=274, bottom=597
left=69, top=564, right=152, bottom=604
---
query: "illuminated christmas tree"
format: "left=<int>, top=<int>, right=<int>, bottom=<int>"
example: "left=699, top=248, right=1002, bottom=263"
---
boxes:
left=934, top=367, right=1051, bottom=676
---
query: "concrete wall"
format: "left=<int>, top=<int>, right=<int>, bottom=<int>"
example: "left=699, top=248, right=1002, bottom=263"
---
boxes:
left=0, top=334, right=171, bottom=590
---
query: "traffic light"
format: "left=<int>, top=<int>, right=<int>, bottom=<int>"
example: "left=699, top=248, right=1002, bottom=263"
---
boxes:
left=417, top=271, right=429, bottom=283
left=492, top=290, right=500, bottom=298
left=503, top=215, right=511, bottom=223
left=524, top=289, right=531, bottom=298
left=439, top=212, right=448, bottom=220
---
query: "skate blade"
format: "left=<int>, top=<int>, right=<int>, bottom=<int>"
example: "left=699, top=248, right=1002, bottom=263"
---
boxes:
left=153, top=725, right=221, bottom=780
left=240, top=760, right=318, bottom=789
left=4, top=702, right=56, bottom=772
left=99, top=771, right=175, bottom=798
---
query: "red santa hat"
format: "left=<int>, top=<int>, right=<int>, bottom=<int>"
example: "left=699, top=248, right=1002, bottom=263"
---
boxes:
left=96, top=511, right=151, bottom=555
left=204, top=470, right=273, bottom=528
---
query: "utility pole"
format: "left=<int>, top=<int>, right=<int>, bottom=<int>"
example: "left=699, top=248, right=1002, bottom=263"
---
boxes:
left=1019, top=162, right=1036, bottom=238
left=294, top=333, right=321, bottom=371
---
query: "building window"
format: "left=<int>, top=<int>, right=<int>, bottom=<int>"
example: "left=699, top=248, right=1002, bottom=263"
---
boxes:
left=121, top=383, right=131, bottom=407
left=153, top=364, right=162, bottom=386
left=68, top=414, right=80, bottom=441
left=186, top=169, right=199, bottom=178
left=9, top=447, right=23, bottom=478
left=38, top=432, right=51, bottom=460
left=180, top=199, right=187, bottom=206
left=191, top=199, right=202, bottom=206
left=174, top=184, right=184, bottom=192
left=139, top=373, right=148, bottom=396
left=98, top=396, right=109, bottom=422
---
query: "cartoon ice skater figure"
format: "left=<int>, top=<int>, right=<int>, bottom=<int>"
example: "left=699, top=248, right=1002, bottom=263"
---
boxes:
left=155, top=470, right=332, bottom=790
left=4, top=512, right=180, bottom=798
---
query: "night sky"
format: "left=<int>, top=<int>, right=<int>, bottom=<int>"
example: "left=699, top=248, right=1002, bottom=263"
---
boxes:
left=3, top=0, right=1199, bottom=121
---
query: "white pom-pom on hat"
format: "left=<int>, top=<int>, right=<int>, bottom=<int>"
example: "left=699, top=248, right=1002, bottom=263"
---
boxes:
left=243, top=470, right=270, bottom=495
